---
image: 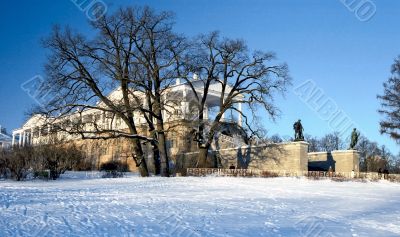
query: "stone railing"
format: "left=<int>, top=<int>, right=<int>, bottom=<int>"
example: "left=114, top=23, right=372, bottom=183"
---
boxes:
left=186, top=168, right=254, bottom=177
left=186, top=168, right=400, bottom=182
left=306, top=171, right=400, bottom=180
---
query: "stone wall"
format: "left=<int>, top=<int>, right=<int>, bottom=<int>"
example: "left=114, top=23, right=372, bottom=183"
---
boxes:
left=69, top=121, right=198, bottom=172
left=308, top=152, right=335, bottom=171
left=218, top=142, right=309, bottom=172
left=308, top=150, right=360, bottom=172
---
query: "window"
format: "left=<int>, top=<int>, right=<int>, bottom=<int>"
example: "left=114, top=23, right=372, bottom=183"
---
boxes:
left=116, top=116, right=122, bottom=126
left=94, top=113, right=101, bottom=122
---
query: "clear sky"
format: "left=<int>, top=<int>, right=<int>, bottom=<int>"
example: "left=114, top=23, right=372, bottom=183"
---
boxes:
left=0, top=0, right=399, bottom=154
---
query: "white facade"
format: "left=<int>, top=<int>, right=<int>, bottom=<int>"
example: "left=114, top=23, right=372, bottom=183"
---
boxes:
left=0, top=131, right=12, bottom=150
left=12, top=80, right=244, bottom=147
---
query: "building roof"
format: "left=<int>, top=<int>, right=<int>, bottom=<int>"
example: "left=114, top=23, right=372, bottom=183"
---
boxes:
left=0, top=133, right=12, bottom=142
left=15, top=78, right=244, bottom=131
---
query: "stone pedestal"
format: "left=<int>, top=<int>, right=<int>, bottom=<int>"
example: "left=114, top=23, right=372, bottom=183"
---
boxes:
left=331, top=150, right=359, bottom=172
left=218, top=141, right=309, bottom=172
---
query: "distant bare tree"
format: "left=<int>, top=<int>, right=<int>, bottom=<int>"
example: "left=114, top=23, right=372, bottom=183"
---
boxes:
left=304, top=134, right=320, bottom=152
left=319, top=132, right=344, bottom=152
left=389, top=153, right=400, bottom=173
left=378, top=56, right=400, bottom=143
left=355, top=135, right=383, bottom=171
left=305, top=131, right=399, bottom=173
left=269, top=134, right=283, bottom=143
left=181, top=32, right=291, bottom=167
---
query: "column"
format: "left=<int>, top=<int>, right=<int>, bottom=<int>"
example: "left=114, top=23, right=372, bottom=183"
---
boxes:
left=12, top=133, right=15, bottom=147
left=162, top=94, right=167, bottom=121
left=101, top=112, right=106, bottom=128
left=22, top=131, right=26, bottom=147
left=30, top=130, right=33, bottom=145
left=48, top=125, right=51, bottom=143
left=38, top=127, right=42, bottom=144
left=238, top=102, right=242, bottom=127
left=181, top=88, right=188, bottom=119
left=18, top=132, right=22, bottom=146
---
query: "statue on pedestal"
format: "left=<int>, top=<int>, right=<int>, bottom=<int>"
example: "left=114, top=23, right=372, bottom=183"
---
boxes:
left=293, top=119, right=304, bottom=141
left=349, top=128, right=359, bottom=149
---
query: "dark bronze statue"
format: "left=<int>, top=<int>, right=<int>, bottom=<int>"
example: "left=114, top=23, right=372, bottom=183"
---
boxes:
left=293, top=119, right=304, bottom=141
left=349, top=128, right=359, bottom=149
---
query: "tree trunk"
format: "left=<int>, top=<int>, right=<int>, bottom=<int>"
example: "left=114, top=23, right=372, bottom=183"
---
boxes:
left=157, top=131, right=170, bottom=177
left=196, top=110, right=223, bottom=168
left=152, top=141, right=161, bottom=175
left=197, top=145, right=211, bottom=168
left=154, top=89, right=170, bottom=177
left=137, top=157, right=149, bottom=177
left=131, top=138, right=149, bottom=177
left=146, top=91, right=161, bottom=175
left=149, top=127, right=161, bottom=175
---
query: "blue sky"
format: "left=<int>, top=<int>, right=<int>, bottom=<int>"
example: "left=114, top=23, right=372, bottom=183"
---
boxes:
left=0, top=0, right=399, bottom=154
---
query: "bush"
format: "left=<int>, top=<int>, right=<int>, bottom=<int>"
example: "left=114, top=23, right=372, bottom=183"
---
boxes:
left=0, top=156, right=7, bottom=179
left=100, top=160, right=128, bottom=178
left=34, top=170, right=50, bottom=180
left=0, top=147, right=34, bottom=181
left=100, top=160, right=128, bottom=172
left=36, top=144, right=84, bottom=180
left=0, top=144, right=84, bottom=181
left=388, top=175, right=400, bottom=183
left=75, top=160, right=93, bottom=171
left=101, top=170, right=124, bottom=178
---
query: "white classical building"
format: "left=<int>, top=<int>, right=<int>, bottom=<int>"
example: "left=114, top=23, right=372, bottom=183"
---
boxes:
left=12, top=115, right=43, bottom=147
left=0, top=126, right=13, bottom=149
left=12, top=78, right=244, bottom=149
left=10, top=78, right=360, bottom=174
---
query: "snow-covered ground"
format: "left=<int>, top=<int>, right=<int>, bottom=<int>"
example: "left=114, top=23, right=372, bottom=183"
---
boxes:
left=1, top=172, right=400, bottom=237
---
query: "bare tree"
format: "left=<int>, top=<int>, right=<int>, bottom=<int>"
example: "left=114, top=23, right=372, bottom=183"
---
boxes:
left=319, top=132, right=344, bottom=152
left=36, top=7, right=185, bottom=177
left=355, top=135, right=382, bottom=171
left=181, top=32, right=291, bottom=167
left=269, top=134, right=283, bottom=143
left=378, top=56, right=400, bottom=143
left=304, top=134, right=320, bottom=152
left=124, top=7, right=188, bottom=176
left=388, top=152, right=400, bottom=173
